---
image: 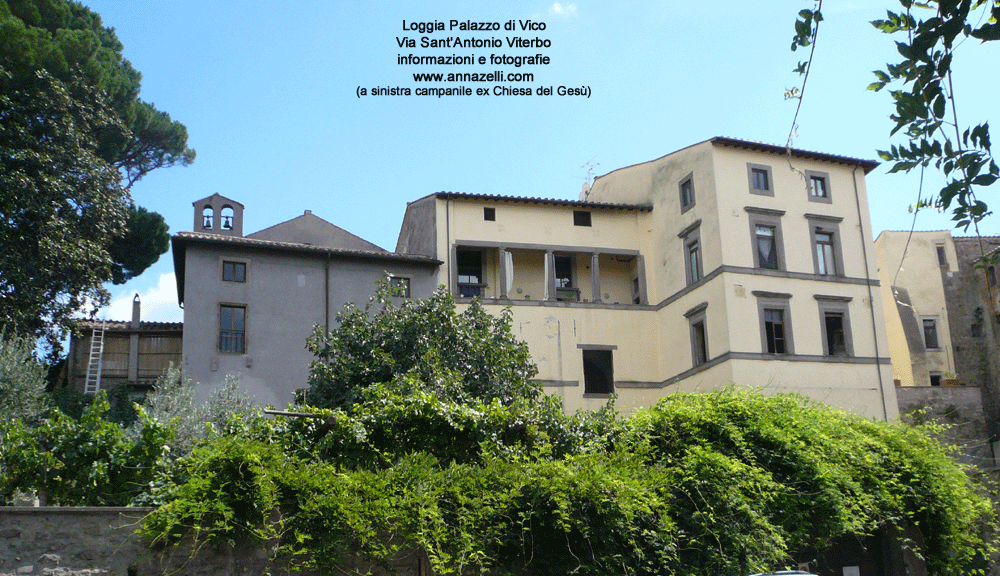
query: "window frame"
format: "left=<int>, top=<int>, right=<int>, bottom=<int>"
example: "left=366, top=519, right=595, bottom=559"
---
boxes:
left=755, top=292, right=794, bottom=355
left=922, top=316, right=941, bottom=350
left=685, top=302, right=709, bottom=367
left=219, top=304, right=246, bottom=354
left=387, top=275, right=411, bottom=298
left=222, top=260, right=247, bottom=283
left=805, top=170, right=832, bottom=204
left=679, top=172, right=696, bottom=213
left=745, top=207, right=786, bottom=271
left=579, top=345, right=615, bottom=395
left=678, top=220, right=703, bottom=286
left=815, top=295, right=854, bottom=357
left=806, top=216, right=845, bottom=277
left=747, top=163, right=774, bottom=196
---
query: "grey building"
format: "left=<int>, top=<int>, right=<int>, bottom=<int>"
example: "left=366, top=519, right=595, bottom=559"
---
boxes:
left=172, top=193, right=440, bottom=406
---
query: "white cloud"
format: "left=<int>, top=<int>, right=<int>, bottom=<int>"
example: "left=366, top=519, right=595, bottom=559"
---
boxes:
left=104, top=272, right=183, bottom=323
left=548, top=2, right=578, bottom=17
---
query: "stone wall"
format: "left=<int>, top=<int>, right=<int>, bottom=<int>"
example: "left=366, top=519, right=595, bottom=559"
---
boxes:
left=0, top=507, right=422, bottom=576
left=895, top=385, right=994, bottom=467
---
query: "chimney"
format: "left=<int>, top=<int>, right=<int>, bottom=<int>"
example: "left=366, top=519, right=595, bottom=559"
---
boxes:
left=131, top=293, right=141, bottom=328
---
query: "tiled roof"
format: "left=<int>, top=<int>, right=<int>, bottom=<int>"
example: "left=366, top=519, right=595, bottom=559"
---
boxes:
left=710, top=136, right=880, bottom=173
left=172, top=231, right=440, bottom=264
left=427, top=191, right=653, bottom=211
left=76, top=320, right=182, bottom=331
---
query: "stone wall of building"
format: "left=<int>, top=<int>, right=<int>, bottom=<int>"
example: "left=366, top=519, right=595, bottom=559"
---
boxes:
left=0, top=507, right=422, bottom=576
left=942, top=237, right=1000, bottom=435
left=895, top=385, right=994, bottom=467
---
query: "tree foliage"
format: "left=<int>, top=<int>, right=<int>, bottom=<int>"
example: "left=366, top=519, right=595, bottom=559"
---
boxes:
left=0, top=393, right=173, bottom=506
left=302, top=285, right=540, bottom=410
left=792, top=0, right=1000, bottom=234
left=0, top=0, right=185, bottom=346
left=139, top=389, right=996, bottom=576
left=0, top=331, right=48, bottom=423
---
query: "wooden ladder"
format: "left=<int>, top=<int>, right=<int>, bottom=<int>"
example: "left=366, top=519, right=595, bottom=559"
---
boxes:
left=83, top=322, right=105, bottom=394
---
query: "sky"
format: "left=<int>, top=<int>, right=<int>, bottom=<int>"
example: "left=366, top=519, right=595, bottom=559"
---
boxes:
left=81, top=0, right=1000, bottom=324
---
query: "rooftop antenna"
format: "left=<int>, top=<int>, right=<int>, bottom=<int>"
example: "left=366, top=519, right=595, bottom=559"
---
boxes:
left=579, top=156, right=599, bottom=201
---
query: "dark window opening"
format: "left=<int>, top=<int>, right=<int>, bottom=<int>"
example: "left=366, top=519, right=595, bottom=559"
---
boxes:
left=457, top=250, right=484, bottom=298
left=751, top=168, right=769, bottom=191
left=936, top=245, right=947, bottom=266
left=923, top=319, right=939, bottom=349
left=573, top=211, right=592, bottom=227
left=484, top=207, right=496, bottom=221
left=756, top=225, right=778, bottom=270
left=764, top=309, right=787, bottom=354
left=222, top=261, right=246, bottom=283
left=691, top=320, right=708, bottom=366
left=555, top=254, right=579, bottom=301
left=219, top=305, right=246, bottom=354
left=582, top=349, right=614, bottom=394
left=824, top=313, right=847, bottom=356
left=930, top=373, right=942, bottom=387
left=388, top=276, right=410, bottom=298
left=632, top=276, right=641, bottom=304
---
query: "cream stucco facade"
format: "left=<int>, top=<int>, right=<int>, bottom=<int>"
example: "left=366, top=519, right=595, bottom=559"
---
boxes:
left=397, top=138, right=898, bottom=420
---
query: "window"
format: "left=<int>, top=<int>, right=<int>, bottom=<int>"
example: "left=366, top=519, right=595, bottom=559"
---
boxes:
left=747, top=163, right=774, bottom=196
left=554, top=254, right=579, bottom=301
left=807, top=216, right=845, bottom=277
left=573, top=211, right=592, bottom=227
left=457, top=249, right=484, bottom=298
left=824, top=313, right=847, bottom=356
left=929, top=372, right=942, bottom=387
left=686, top=303, right=709, bottom=367
left=935, top=245, right=947, bottom=266
left=923, top=318, right=939, bottom=349
left=678, top=220, right=703, bottom=286
left=805, top=170, right=832, bottom=203
left=484, top=207, right=496, bottom=221
left=764, top=309, right=787, bottom=354
left=679, top=173, right=695, bottom=213
left=988, top=266, right=997, bottom=287
left=816, top=296, right=853, bottom=357
left=815, top=232, right=837, bottom=275
left=581, top=348, right=614, bottom=394
left=222, top=261, right=246, bottom=283
left=745, top=207, right=785, bottom=271
left=756, top=225, right=779, bottom=270
left=755, top=291, right=793, bottom=355
left=388, top=276, right=411, bottom=298
left=687, top=240, right=702, bottom=283
left=219, top=305, right=245, bottom=354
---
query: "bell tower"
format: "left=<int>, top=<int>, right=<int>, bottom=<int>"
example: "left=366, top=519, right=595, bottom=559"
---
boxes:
left=192, top=193, right=245, bottom=236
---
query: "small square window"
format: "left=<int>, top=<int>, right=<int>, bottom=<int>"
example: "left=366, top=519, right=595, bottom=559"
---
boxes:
left=752, top=169, right=769, bottom=191
left=573, top=211, right=592, bottom=227
left=484, top=207, right=496, bottom=221
left=222, top=261, right=246, bottom=283
left=747, top=163, right=774, bottom=196
left=806, top=171, right=832, bottom=203
left=929, top=373, right=942, bottom=387
left=388, top=276, right=410, bottom=298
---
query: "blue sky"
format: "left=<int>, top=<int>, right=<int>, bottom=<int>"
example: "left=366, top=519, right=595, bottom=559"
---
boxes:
left=86, top=0, right=1000, bottom=323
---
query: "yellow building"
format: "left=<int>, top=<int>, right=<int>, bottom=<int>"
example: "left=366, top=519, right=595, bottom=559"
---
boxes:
left=397, top=137, right=897, bottom=420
